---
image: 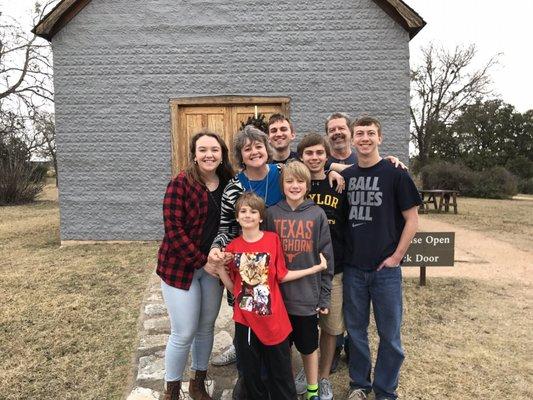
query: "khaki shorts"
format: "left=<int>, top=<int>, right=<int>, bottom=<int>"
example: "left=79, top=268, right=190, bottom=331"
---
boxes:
left=319, top=272, right=344, bottom=335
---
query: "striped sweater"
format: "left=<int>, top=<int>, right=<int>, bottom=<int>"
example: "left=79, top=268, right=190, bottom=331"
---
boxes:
left=210, top=175, right=245, bottom=250
left=211, top=164, right=283, bottom=250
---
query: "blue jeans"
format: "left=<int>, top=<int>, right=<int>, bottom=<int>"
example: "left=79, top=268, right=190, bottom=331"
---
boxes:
left=343, top=266, right=404, bottom=400
left=161, top=268, right=223, bottom=381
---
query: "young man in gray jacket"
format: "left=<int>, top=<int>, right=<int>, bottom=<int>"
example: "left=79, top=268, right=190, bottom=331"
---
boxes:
left=265, top=160, right=334, bottom=400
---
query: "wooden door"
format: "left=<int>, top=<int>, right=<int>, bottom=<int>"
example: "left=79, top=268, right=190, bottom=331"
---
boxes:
left=174, top=105, right=230, bottom=173
left=170, top=97, right=290, bottom=174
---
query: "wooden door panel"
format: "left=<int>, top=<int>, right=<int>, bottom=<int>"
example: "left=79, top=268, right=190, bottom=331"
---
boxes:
left=232, top=105, right=282, bottom=134
left=182, top=106, right=226, bottom=137
left=184, top=113, right=203, bottom=145
left=175, top=106, right=229, bottom=173
left=181, top=106, right=226, bottom=116
left=229, top=105, right=283, bottom=165
left=170, top=99, right=288, bottom=175
left=207, top=114, right=225, bottom=138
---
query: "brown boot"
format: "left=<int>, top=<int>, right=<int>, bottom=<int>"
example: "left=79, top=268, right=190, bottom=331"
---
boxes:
left=163, top=380, right=182, bottom=400
left=188, top=370, right=213, bottom=400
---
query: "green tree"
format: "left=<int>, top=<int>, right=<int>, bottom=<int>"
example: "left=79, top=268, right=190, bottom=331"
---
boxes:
left=448, top=100, right=532, bottom=171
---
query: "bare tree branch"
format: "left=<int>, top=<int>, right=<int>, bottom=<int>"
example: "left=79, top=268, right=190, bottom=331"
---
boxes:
left=1, top=0, right=58, bottom=188
left=0, top=1, right=57, bottom=107
left=410, top=43, right=499, bottom=165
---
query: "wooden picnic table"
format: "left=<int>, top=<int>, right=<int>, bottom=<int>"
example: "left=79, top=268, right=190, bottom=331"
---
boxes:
left=419, top=189, right=459, bottom=214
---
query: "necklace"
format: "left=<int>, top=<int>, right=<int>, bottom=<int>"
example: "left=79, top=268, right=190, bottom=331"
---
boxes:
left=243, top=165, right=269, bottom=205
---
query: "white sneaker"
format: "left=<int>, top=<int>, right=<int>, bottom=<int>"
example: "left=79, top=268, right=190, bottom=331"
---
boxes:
left=319, top=377, right=333, bottom=400
left=294, top=367, right=307, bottom=395
left=347, top=388, right=368, bottom=400
left=211, top=344, right=237, bottom=366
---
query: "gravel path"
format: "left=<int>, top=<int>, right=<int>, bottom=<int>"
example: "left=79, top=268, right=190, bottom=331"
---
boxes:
left=403, top=216, right=532, bottom=284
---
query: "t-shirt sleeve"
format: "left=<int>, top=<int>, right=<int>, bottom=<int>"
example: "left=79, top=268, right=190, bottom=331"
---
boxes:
left=340, top=165, right=354, bottom=180
left=274, top=233, right=288, bottom=282
left=396, top=170, right=423, bottom=211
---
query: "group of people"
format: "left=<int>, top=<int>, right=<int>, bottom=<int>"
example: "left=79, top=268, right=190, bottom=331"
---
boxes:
left=156, top=112, right=422, bottom=400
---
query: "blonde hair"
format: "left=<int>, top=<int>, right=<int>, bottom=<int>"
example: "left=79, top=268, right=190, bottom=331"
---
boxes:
left=235, top=192, right=267, bottom=221
left=281, top=160, right=311, bottom=196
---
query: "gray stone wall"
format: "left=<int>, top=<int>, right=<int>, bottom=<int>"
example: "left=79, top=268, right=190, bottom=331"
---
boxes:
left=52, top=0, right=410, bottom=240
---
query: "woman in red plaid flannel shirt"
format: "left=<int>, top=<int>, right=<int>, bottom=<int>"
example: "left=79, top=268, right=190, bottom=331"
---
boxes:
left=157, top=130, right=234, bottom=400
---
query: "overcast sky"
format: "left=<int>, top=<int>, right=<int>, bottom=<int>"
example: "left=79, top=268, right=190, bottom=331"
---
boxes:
left=407, top=0, right=532, bottom=112
left=1, top=0, right=532, bottom=112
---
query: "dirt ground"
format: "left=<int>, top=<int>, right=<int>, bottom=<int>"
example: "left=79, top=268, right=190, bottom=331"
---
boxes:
left=403, top=216, right=532, bottom=284
left=213, top=200, right=533, bottom=399
left=326, top=208, right=533, bottom=399
left=1, top=187, right=531, bottom=399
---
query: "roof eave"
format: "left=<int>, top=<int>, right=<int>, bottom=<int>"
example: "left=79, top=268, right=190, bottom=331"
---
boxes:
left=375, top=0, right=426, bottom=40
left=408, top=24, right=425, bottom=39
left=33, top=0, right=426, bottom=42
left=32, top=0, right=92, bottom=41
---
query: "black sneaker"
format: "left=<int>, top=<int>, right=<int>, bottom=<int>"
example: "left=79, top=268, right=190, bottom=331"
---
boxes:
left=232, top=376, right=247, bottom=400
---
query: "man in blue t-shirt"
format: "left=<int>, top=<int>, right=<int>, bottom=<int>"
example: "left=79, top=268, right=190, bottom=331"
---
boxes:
left=341, top=116, right=421, bottom=400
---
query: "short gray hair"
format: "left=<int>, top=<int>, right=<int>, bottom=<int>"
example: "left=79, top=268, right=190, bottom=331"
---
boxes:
left=234, top=125, right=273, bottom=167
left=324, top=112, right=351, bottom=133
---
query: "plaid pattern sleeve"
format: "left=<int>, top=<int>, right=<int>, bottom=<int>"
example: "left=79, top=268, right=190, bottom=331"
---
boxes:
left=156, top=173, right=208, bottom=289
left=210, top=176, right=244, bottom=250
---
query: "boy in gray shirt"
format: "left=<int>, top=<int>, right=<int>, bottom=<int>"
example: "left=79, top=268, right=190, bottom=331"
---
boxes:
left=265, top=160, right=334, bottom=400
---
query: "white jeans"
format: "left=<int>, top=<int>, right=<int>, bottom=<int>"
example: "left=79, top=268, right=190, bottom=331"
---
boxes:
left=161, top=268, right=223, bottom=381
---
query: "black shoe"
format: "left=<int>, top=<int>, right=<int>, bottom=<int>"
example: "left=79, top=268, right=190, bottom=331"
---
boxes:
left=330, top=346, right=342, bottom=373
left=232, top=376, right=247, bottom=400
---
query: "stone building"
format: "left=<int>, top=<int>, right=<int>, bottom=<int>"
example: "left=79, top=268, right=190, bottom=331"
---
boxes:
left=34, top=0, right=425, bottom=241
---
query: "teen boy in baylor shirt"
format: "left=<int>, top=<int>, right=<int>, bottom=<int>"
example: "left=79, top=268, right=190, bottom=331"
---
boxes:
left=297, top=133, right=349, bottom=400
left=341, top=116, right=421, bottom=400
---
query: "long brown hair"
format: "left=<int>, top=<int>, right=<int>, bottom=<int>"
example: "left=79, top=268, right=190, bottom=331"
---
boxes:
left=185, top=129, right=234, bottom=186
